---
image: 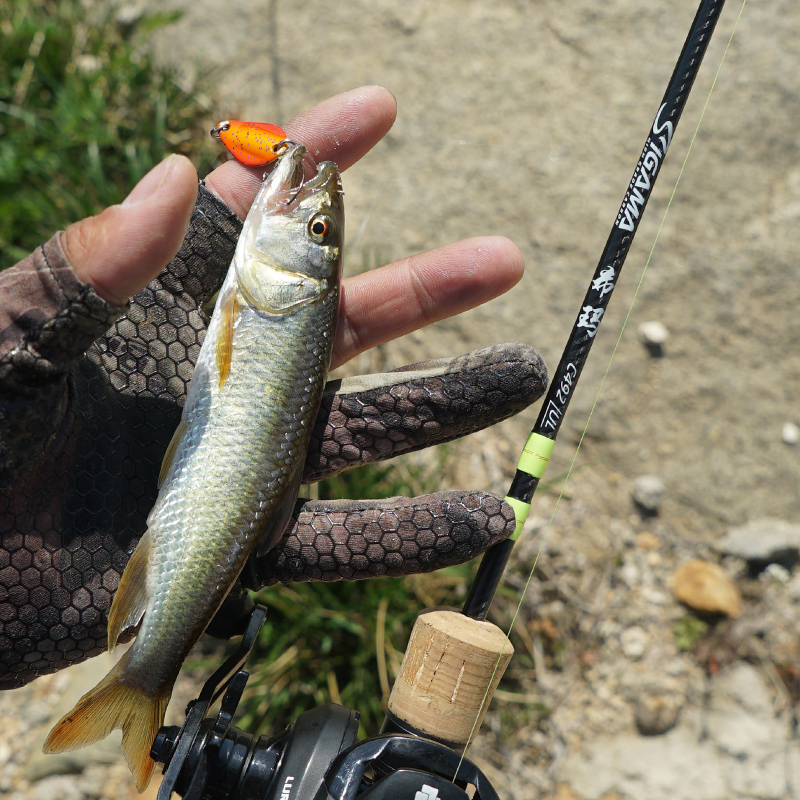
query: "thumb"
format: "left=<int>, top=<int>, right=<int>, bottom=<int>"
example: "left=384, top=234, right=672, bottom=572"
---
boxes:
left=63, top=154, right=198, bottom=305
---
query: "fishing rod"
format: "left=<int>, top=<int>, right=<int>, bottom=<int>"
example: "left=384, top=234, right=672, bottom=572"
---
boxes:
left=381, top=0, right=729, bottom=758
left=464, top=0, right=727, bottom=621
left=152, top=1, right=732, bottom=796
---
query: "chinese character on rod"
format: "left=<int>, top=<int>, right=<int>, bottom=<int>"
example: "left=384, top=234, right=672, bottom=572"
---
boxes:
left=577, top=305, right=604, bottom=337
left=591, top=266, right=615, bottom=297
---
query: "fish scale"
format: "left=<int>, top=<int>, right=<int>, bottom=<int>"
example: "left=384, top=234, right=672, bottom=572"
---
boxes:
left=44, top=143, right=344, bottom=792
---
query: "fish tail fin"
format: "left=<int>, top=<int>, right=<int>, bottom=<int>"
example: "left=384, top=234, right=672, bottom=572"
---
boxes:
left=43, top=655, right=172, bottom=792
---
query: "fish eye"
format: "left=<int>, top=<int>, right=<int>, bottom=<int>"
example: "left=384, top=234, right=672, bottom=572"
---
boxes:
left=308, top=215, right=332, bottom=242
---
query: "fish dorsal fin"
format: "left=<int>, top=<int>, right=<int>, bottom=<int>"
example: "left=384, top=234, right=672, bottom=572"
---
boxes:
left=107, top=529, right=151, bottom=650
left=158, top=418, right=187, bottom=489
left=216, top=286, right=239, bottom=391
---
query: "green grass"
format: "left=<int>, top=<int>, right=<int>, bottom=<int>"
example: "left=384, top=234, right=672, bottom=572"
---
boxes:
left=673, top=614, right=709, bottom=652
left=0, top=0, right=217, bottom=267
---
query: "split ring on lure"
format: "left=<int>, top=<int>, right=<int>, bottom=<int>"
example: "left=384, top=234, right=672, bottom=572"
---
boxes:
left=211, top=120, right=288, bottom=166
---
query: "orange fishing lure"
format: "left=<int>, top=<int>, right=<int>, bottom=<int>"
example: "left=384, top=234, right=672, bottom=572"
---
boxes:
left=210, top=120, right=287, bottom=167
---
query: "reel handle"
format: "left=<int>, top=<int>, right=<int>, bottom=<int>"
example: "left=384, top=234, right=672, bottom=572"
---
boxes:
left=382, top=608, right=513, bottom=751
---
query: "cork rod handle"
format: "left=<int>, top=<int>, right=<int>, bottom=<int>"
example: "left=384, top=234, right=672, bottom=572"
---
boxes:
left=383, top=608, right=513, bottom=751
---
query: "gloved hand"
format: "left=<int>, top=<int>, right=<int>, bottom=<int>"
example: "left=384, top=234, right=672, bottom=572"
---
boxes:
left=0, top=87, right=547, bottom=689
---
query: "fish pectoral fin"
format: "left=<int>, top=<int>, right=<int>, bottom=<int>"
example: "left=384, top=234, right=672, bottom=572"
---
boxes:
left=255, top=475, right=302, bottom=558
left=216, top=285, right=239, bottom=391
left=43, top=651, right=172, bottom=792
left=107, top=529, right=151, bottom=650
left=158, top=418, right=187, bottom=489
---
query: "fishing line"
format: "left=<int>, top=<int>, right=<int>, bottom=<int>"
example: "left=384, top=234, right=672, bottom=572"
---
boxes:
left=455, top=0, right=747, bottom=768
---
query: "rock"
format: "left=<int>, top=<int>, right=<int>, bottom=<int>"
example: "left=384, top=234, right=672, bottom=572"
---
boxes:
left=631, top=475, right=664, bottom=514
left=762, top=563, right=791, bottom=583
left=672, top=560, right=741, bottom=618
left=635, top=693, right=683, bottom=736
left=787, top=572, right=800, bottom=602
left=712, top=663, right=773, bottom=715
left=638, top=321, right=669, bottom=356
left=559, top=727, right=728, bottom=800
left=621, top=626, right=648, bottom=660
left=643, top=588, right=669, bottom=605
left=782, top=421, right=799, bottom=445
left=115, top=4, right=145, bottom=34
left=31, top=775, right=84, bottom=800
left=552, top=786, right=582, bottom=800
left=717, top=518, right=800, bottom=572
left=74, top=54, right=103, bottom=75
left=24, top=702, right=52, bottom=728
left=635, top=532, right=660, bottom=550
left=619, top=559, right=640, bottom=588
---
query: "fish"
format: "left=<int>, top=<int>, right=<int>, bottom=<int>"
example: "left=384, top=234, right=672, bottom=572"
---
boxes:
left=43, top=142, right=344, bottom=791
left=211, top=119, right=288, bottom=166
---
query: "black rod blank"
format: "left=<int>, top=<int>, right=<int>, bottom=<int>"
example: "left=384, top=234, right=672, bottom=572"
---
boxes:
left=463, top=0, right=727, bottom=620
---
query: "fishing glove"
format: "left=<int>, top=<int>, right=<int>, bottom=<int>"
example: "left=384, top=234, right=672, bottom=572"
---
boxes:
left=0, top=184, right=547, bottom=689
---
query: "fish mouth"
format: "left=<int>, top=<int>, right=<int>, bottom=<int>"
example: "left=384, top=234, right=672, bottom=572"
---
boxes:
left=267, top=139, right=344, bottom=202
left=292, top=160, right=343, bottom=204
left=254, top=142, right=342, bottom=216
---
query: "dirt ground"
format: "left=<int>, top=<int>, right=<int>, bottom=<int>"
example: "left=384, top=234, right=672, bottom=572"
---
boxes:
left=3, top=1, right=800, bottom=799
left=137, top=0, right=800, bottom=530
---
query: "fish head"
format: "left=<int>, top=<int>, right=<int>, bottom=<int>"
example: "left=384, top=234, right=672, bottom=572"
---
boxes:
left=234, top=142, right=344, bottom=314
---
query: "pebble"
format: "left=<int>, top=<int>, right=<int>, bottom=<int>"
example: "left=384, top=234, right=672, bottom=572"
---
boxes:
left=636, top=532, right=660, bottom=550
left=74, top=55, right=103, bottom=74
left=115, top=4, right=145, bottom=33
left=762, top=563, right=791, bottom=584
left=620, top=560, right=640, bottom=588
left=31, top=776, right=84, bottom=800
left=786, top=572, right=800, bottom=602
left=638, top=320, right=670, bottom=356
left=24, top=702, right=52, bottom=729
left=621, top=626, right=648, bottom=660
left=782, top=422, right=799, bottom=445
left=643, top=588, right=669, bottom=606
left=635, top=692, right=683, bottom=736
left=672, top=559, right=741, bottom=618
left=665, top=658, right=687, bottom=677
left=631, top=474, right=665, bottom=514
left=717, top=518, right=800, bottom=570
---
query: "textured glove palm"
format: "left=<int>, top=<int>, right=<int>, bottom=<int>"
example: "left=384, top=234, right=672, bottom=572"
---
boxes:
left=0, top=184, right=547, bottom=689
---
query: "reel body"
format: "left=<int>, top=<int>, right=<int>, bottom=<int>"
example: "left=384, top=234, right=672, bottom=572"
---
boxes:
left=151, top=606, right=499, bottom=800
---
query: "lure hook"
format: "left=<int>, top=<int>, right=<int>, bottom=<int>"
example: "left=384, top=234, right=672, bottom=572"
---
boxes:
left=209, top=121, right=230, bottom=140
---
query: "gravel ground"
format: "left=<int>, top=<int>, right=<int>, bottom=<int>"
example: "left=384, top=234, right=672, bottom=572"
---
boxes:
left=2, top=1, right=799, bottom=798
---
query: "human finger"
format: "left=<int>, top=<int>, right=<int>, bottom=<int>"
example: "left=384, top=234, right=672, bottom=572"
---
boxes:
left=303, top=344, right=547, bottom=483
left=242, top=491, right=516, bottom=588
left=331, top=236, right=525, bottom=370
left=205, top=85, right=397, bottom=219
left=64, top=155, right=198, bottom=304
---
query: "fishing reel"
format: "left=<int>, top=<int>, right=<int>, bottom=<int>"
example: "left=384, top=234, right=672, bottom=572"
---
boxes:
left=151, top=605, right=499, bottom=800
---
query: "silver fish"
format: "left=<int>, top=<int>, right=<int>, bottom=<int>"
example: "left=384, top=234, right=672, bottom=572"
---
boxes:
left=44, top=143, right=344, bottom=791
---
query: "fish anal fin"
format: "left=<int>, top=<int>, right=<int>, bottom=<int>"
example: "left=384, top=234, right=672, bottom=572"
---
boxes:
left=43, top=652, right=172, bottom=792
left=216, top=287, right=239, bottom=391
left=159, top=418, right=187, bottom=489
left=107, top=530, right=151, bottom=651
